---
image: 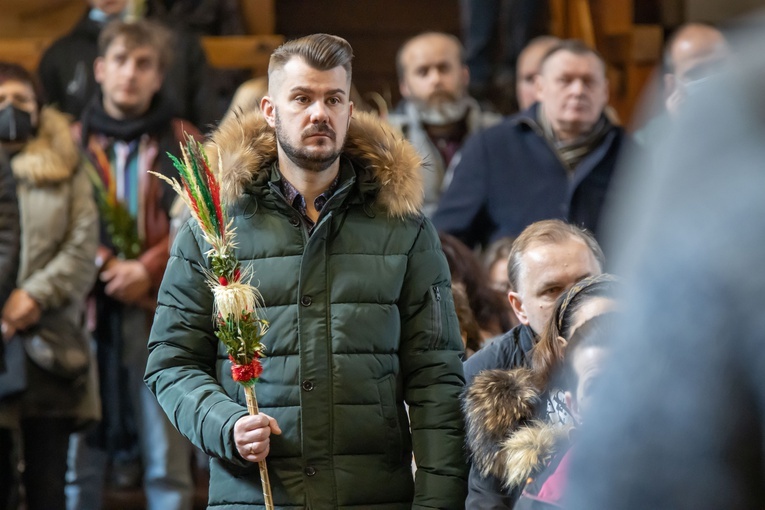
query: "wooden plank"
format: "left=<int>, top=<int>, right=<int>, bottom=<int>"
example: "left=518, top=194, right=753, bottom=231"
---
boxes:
left=275, top=0, right=459, bottom=35
left=201, top=35, right=285, bottom=74
left=0, top=37, right=55, bottom=72
left=240, top=0, right=276, bottom=35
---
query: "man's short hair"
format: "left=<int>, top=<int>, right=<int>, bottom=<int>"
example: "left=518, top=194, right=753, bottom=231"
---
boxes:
left=507, top=219, right=605, bottom=291
left=98, top=19, right=173, bottom=72
left=395, top=32, right=465, bottom=83
left=539, top=39, right=607, bottom=76
left=269, top=33, right=354, bottom=84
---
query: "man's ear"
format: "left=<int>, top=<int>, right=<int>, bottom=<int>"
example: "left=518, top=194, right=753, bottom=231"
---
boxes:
left=261, top=96, right=276, bottom=128
left=508, top=291, right=529, bottom=326
left=557, top=335, right=568, bottom=349
left=94, top=57, right=105, bottom=85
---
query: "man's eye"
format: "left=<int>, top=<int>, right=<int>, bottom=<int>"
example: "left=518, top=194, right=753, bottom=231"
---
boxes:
left=295, top=96, right=308, bottom=104
left=327, top=97, right=340, bottom=105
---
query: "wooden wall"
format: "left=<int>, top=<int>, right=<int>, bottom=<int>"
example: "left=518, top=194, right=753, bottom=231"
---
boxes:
left=275, top=0, right=461, bottom=109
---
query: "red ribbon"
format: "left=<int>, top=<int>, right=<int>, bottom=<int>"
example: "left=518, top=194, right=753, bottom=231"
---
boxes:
left=229, top=355, right=262, bottom=383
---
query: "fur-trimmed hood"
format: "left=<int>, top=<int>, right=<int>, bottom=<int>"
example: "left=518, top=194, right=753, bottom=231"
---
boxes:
left=10, top=107, right=79, bottom=186
left=206, top=109, right=424, bottom=217
left=463, top=368, right=569, bottom=490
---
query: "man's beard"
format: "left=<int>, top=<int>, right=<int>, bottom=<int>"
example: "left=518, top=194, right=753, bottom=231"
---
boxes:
left=275, top=109, right=343, bottom=173
left=413, top=91, right=471, bottom=126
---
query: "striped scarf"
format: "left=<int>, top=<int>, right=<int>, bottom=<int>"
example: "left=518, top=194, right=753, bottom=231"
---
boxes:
left=537, top=107, right=612, bottom=172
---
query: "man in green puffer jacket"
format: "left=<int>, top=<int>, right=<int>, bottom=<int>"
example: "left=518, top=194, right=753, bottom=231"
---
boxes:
left=145, top=33, right=468, bottom=509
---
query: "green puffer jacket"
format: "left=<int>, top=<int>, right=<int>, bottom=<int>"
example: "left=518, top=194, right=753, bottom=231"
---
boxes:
left=145, top=111, right=468, bottom=509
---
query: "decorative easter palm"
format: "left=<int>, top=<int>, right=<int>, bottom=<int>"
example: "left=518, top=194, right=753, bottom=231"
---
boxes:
left=151, top=136, right=273, bottom=509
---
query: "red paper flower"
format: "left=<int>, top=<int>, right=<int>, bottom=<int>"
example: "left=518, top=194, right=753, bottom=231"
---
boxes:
left=229, top=355, right=263, bottom=383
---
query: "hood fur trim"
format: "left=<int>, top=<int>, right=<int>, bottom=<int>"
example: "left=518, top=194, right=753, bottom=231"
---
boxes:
left=207, top=109, right=424, bottom=217
left=463, top=368, right=540, bottom=481
left=11, top=107, right=79, bottom=186
left=502, top=421, right=569, bottom=490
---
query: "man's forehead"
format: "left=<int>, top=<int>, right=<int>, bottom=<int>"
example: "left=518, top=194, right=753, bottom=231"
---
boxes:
left=106, top=38, right=159, bottom=60
left=520, top=238, right=598, bottom=280
left=271, top=57, right=349, bottom=91
left=542, top=51, right=605, bottom=77
left=403, top=35, right=460, bottom=66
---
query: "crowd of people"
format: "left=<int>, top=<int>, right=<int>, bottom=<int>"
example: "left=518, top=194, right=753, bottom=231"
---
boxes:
left=0, top=0, right=755, bottom=509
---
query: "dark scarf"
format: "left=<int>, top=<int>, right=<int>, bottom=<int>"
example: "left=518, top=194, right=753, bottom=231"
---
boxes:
left=537, top=107, right=612, bottom=172
left=80, top=92, right=176, bottom=143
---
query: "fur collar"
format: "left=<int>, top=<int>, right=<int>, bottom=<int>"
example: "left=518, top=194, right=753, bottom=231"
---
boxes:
left=464, top=368, right=568, bottom=489
left=207, top=109, right=424, bottom=217
left=11, top=107, right=79, bottom=186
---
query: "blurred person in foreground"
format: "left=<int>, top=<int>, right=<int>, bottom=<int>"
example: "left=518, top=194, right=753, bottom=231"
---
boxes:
left=389, top=32, right=501, bottom=217
left=66, top=19, right=199, bottom=510
left=434, top=40, right=625, bottom=248
left=462, top=220, right=604, bottom=508
left=565, top=15, right=765, bottom=510
left=145, top=33, right=468, bottom=508
left=0, top=62, right=98, bottom=510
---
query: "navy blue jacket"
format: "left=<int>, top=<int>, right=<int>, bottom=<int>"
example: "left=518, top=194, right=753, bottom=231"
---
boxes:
left=433, top=104, right=625, bottom=247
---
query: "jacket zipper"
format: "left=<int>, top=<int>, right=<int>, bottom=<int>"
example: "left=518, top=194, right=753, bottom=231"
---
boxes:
left=430, top=286, right=442, bottom=350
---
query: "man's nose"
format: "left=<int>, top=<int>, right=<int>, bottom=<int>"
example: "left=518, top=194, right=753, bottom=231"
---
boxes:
left=570, top=79, right=586, bottom=95
left=309, top=100, right=328, bottom=123
left=120, top=59, right=138, bottom=78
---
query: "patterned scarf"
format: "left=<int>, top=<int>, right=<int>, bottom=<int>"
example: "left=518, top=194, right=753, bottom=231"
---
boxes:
left=537, top=107, right=612, bottom=172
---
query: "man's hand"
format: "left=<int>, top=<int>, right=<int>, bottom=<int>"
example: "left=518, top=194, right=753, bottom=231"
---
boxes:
left=234, top=413, right=282, bottom=463
left=2, top=289, right=41, bottom=333
left=101, top=259, right=152, bottom=304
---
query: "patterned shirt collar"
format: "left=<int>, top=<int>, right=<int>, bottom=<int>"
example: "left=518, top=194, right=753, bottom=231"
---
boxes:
left=279, top=170, right=341, bottom=231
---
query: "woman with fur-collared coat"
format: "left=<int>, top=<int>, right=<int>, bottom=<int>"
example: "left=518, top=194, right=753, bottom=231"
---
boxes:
left=0, top=63, right=98, bottom=510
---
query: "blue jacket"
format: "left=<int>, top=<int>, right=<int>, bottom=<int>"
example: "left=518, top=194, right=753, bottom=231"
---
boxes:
left=433, top=104, right=625, bottom=247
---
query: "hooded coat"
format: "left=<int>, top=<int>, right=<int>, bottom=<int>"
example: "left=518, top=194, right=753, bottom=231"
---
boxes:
left=463, top=368, right=569, bottom=509
left=145, top=110, right=468, bottom=509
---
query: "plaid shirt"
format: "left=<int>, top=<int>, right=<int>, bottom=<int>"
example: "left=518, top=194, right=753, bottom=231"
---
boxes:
left=280, top=172, right=340, bottom=234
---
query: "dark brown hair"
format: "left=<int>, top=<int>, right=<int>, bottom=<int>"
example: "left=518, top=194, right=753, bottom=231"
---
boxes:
left=269, top=33, right=353, bottom=83
left=439, top=232, right=513, bottom=336
left=452, top=282, right=482, bottom=356
left=532, top=273, right=619, bottom=391
left=507, top=219, right=604, bottom=292
left=0, top=62, right=44, bottom=109
left=98, top=19, right=173, bottom=72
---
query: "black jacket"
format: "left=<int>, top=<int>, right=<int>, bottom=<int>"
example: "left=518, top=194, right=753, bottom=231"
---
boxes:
left=0, top=151, right=19, bottom=371
left=433, top=104, right=625, bottom=247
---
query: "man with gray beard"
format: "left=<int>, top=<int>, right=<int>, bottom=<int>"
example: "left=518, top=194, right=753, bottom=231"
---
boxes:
left=389, top=32, right=500, bottom=217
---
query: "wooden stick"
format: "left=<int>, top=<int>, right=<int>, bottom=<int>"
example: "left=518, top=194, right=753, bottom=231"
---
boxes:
left=244, top=385, right=274, bottom=510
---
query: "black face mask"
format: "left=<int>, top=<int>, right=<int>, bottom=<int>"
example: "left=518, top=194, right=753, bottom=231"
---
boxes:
left=0, top=105, right=35, bottom=143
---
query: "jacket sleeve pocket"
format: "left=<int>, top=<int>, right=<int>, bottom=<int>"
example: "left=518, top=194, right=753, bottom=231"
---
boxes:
left=429, top=284, right=458, bottom=351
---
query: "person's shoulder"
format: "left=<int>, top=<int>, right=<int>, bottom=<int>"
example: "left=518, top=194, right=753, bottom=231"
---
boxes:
left=464, top=325, right=529, bottom=384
